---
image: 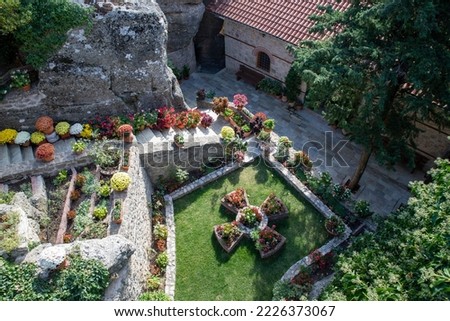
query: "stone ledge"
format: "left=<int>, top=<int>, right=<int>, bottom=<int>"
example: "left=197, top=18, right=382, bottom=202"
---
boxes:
left=164, top=195, right=176, bottom=300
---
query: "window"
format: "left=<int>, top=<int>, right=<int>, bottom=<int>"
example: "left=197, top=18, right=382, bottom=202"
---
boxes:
left=257, top=51, right=270, bottom=72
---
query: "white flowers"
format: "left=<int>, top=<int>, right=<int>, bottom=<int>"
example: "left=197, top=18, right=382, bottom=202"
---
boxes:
left=14, top=131, right=31, bottom=144
left=70, top=123, right=83, bottom=135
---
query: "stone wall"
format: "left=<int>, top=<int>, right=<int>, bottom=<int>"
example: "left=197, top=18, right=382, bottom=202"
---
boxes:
left=140, top=137, right=223, bottom=184
left=104, top=146, right=153, bottom=301
left=156, top=0, right=205, bottom=72
left=0, top=1, right=186, bottom=129
left=223, top=19, right=294, bottom=82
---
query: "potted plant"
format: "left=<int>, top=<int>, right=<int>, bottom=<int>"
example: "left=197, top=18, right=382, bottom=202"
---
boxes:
left=14, top=131, right=31, bottom=147
left=237, top=206, right=267, bottom=234
left=186, top=109, right=202, bottom=128
left=293, top=151, right=313, bottom=171
left=257, top=130, right=271, bottom=142
left=233, top=93, right=248, bottom=110
left=174, top=134, right=185, bottom=148
left=112, top=199, right=123, bottom=224
left=175, top=111, right=189, bottom=129
left=117, top=124, right=134, bottom=143
left=262, top=119, right=275, bottom=132
left=241, top=124, right=251, bottom=137
left=71, top=139, right=87, bottom=154
left=212, top=96, right=229, bottom=115
left=80, top=124, right=93, bottom=139
left=324, top=216, right=345, bottom=236
left=55, top=121, right=71, bottom=139
left=156, top=106, right=176, bottom=130
left=93, top=205, right=108, bottom=220
left=196, top=89, right=206, bottom=100
left=234, top=150, right=245, bottom=163
left=200, top=113, right=213, bottom=128
left=223, top=107, right=234, bottom=121
left=253, top=112, right=267, bottom=122
left=220, top=126, right=235, bottom=143
left=69, top=123, right=83, bottom=137
left=144, top=110, right=158, bottom=129
left=0, top=128, right=18, bottom=145
left=30, top=131, right=46, bottom=145
left=10, top=70, right=30, bottom=91
left=221, top=187, right=249, bottom=214
left=354, top=200, right=373, bottom=218
left=111, top=172, right=132, bottom=192
left=251, top=226, right=286, bottom=258
left=260, top=193, right=289, bottom=221
left=35, top=143, right=55, bottom=162
left=121, top=152, right=130, bottom=171
left=35, top=116, right=54, bottom=135
left=63, top=233, right=72, bottom=243
left=214, top=221, right=244, bottom=253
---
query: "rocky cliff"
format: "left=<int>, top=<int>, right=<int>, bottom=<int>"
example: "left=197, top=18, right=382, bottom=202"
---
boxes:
left=1, top=0, right=186, bottom=128
left=155, top=0, right=205, bottom=72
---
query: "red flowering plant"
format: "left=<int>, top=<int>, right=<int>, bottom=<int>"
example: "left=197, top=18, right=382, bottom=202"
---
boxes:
left=200, top=113, right=213, bottom=128
left=251, top=225, right=282, bottom=253
left=186, top=109, right=202, bottom=128
left=90, top=115, right=120, bottom=138
left=233, top=93, right=248, bottom=109
left=156, top=106, right=176, bottom=129
left=224, top=188, right=247, bottom=209
left=175, top=111, right=189, bottom=129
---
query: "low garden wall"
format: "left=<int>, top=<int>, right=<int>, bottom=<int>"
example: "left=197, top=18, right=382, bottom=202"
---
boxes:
left=104, top=146, right=154, bottom=301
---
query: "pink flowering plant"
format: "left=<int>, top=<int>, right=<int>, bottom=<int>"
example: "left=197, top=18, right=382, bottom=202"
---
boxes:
left=233, top=94, right=248, bottom=108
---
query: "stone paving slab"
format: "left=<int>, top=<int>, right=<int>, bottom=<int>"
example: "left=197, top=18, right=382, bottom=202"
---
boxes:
left=181, top=70, right=427, bottom=216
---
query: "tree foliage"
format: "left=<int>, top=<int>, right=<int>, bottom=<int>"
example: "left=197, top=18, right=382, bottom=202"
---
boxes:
left=0, top=0, right=92, bottom=68
left=286, top=0, right=450, bottom=188
left=321, top=159, right=450, bottom=300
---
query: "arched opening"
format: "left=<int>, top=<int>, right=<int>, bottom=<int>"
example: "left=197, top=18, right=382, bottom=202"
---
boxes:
left=257, top=51, right=271, bottom=72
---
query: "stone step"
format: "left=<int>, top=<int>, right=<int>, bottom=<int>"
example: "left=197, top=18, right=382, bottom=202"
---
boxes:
left=8, top=144, right=23, bottom=164
left=54, top=139, right=72, bottom=154
left=22, top=146, right=35, bottom=162
left=161, top=128, right=177, bottom=141
left=0, top=144, right=10, bottom=167
left=136, top=128, right=155, bottom=144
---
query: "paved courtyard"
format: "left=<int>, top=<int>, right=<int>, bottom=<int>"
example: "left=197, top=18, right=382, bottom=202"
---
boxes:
left=181, top=70, right=426, bottom=216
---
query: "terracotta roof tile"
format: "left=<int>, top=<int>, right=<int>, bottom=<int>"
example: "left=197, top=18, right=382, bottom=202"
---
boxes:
left=210, top=0, right=350, bottom=44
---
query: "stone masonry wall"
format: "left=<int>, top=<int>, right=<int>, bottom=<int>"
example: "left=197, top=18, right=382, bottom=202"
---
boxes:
left=140, top=138, right=223, bottom=184
left=104, top=146, right=153, bottom=301
left=223, top=19, right=294, bottom=82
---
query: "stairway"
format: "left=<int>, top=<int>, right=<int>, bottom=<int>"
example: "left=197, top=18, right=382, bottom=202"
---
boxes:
left=135, top=110, right=223, bottom=151
left=0, top=137, right=77, bottom=181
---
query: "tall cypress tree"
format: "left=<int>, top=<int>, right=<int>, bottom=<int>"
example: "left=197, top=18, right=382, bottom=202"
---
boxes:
left=286, top=0, right=450, bottom=189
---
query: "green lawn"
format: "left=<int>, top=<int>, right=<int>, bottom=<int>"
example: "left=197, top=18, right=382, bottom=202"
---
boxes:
left=174, top=160, right=328, bottom=301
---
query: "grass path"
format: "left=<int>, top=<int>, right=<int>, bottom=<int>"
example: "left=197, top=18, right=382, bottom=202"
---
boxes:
left=174, top=161, right=328, bottom=300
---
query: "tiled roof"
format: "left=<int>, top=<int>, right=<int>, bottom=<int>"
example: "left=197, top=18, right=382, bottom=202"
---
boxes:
left=210, top=0, right=351, bottom=44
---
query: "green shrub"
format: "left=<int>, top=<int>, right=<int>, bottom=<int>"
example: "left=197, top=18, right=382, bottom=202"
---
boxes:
left=97, top=181, right=111, bottom=198
left=139, top=290, right=170, bottom=301
left=0, top=191, right=15, bottom=204
left=156, top=252, right=168, bottom=270
left=354, top=200, right=373, bottom=218
left=13, top=0, right=92, bottom=68
left=153, top=224, right=168, bottom=240
left=272, top=280, right=309, bottom=301
left=146, top=275, right=161, bottom=291
left=53, top=169, right=69, bottom=186
left=0, top=255, right=109, bottom=301
left=0, top=211, right=20, bottom=253
left=175, top=167, right=189, bottom=184
left=258, top=78, right=283, bottom=96
left=93, top=205, right=107, bottom=220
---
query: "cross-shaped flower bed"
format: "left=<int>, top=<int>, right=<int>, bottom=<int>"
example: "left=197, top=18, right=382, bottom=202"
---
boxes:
left=214, top=188, right=288, bottom=258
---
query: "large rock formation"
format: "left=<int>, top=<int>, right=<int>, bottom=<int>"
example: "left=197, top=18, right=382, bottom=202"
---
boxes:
left=155, top=0, right=205, bottom=71
left=1, top=0, right=186, bottom=129
left=0, top=193, right=41, bottom=261
left=40, top=1, right=185, bottom=111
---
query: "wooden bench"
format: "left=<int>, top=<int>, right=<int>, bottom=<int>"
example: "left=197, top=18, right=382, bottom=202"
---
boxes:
left=236, top=65, right=265, bottom=88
